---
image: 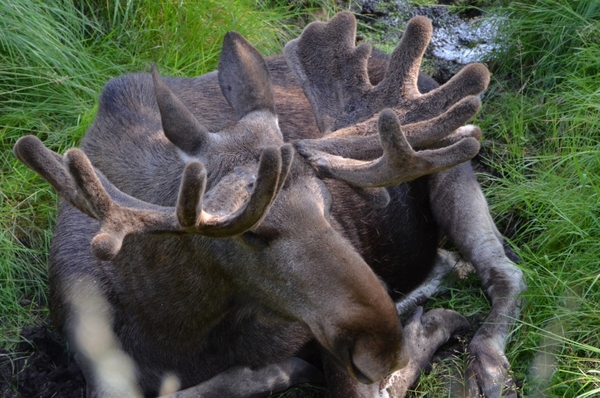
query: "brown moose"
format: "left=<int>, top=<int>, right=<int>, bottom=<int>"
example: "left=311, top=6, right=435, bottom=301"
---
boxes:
left=13, top=12, right=524, bottom=398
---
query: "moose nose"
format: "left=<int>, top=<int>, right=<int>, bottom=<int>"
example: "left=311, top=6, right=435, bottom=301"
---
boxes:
left=348, top=332, right=409, bottom=385
left=350, top=358, right=375, bottom=384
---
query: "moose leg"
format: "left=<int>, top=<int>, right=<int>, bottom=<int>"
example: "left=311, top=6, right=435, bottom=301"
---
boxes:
left=383, top=308, right=470, bottom=398
left=324, top=308, right=469, bottom=398
left=427, top=162, right=526, bottom=398
left=160, top=358, right=323, bottom=398
left=395, top=249, right=474, bottom=315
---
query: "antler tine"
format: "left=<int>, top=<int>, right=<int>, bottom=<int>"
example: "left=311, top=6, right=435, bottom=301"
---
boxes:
left=303, top=109, right=480, bottom=188
left=177, top=146, right=288, bottom=238
left=13, top=135, right=99, bottom=219
left=295, top=94, right=483, bottom=163
left=375, top=16, right=433, bottom=101
left=14, top=136, right=178, bottom=260
left=276, top=144, right=295, bottom=193
left=63, top=148, right=180, bottom=260
left=65, top=148, right=113, bottom=220
left=373, top=16, right=488, bottom=124
left=399, top=95, right=483, bottom=147
left=68, top=145, right=289, bottom=253
left=399, top=63, right=490, bottom=125
left=284, top=11, right=374, bottom=134
left=176, top=162, right=207, bottom=229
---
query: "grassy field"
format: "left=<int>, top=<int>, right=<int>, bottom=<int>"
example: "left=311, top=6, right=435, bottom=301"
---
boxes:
left=2, top=0, right=599, bottom=396
left=477, top=2, right=600, bottom=396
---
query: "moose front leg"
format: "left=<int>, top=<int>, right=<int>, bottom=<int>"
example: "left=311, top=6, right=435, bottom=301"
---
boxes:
left=323, top=308, right=469, bottom=398
left=428, top=162, right=526, bottom=397
left=160, top=358, right=323, bottom=398
left=382, top=307, right=470, bottom=398
left=395, top=248, right=474, bottom=316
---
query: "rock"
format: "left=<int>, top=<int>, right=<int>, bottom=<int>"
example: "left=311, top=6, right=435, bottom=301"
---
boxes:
left=356, top=0, right=502, bottom=83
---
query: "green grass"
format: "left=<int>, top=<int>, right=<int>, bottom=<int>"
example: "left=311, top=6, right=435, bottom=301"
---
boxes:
left=3, top=0, right=600, bottom=397
left=0, top=0, right=305, bottom=349
left=354, top=1, right=600, bottom=396
left=409, top=1, right=600, bottom=396
left=1, top=0, right=110, bottom=348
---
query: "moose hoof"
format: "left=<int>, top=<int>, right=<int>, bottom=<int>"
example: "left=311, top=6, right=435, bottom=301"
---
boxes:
left=403, top=307, right=470, bottom=369
left=382, top=307, right=470, bottom=398
left=466, top=335, right=517, bottom=398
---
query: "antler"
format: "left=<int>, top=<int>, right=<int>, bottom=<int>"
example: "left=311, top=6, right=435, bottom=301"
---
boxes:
left=298, top=109, right=479, bottom=188
left=284, top=12, right=489, bottom=139
left=13, top=135, right=293, bottom=261
left=12, top=29, right=292, bottom=261
left=286, top=12, right=489, bottom=191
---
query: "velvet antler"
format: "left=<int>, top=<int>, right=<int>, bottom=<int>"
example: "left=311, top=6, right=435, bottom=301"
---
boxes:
left=285, top=12, right=489, bottom=138
left=299, top=109, right=479, bottom=188
left=286, top=12, right=488, bottom=190
left=13, top=135, right=292, bottom=261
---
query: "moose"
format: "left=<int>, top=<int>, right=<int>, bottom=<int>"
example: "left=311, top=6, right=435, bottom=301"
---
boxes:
left=14, top=12, right=525, bottom=398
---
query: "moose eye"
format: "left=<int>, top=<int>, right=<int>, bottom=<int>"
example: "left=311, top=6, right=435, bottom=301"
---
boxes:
left=241, top=231, right=269, bottom=248
left=241, top=226, right=280, bottom=248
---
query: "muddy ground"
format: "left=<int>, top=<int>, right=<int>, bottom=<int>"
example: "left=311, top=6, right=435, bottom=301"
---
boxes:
left=0, top=323, right=85, bottom=397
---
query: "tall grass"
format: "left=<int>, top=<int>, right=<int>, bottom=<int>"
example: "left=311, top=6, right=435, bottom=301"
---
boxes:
left=471, top=1, right=600, bottom=396
left=493, top=0, right=600, bottom=91
left=1, top=0, right=117, bottom=348
left=0, top=0, right=302, bottom=349
left=383, top=1, right=600, bottom=396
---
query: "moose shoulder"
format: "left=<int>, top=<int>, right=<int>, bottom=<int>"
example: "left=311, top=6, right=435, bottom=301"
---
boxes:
left=14, top=12, right=525, bottom=398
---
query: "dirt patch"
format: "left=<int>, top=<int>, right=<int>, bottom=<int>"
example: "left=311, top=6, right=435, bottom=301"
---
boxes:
left=0, top=323, right=85, bottom=398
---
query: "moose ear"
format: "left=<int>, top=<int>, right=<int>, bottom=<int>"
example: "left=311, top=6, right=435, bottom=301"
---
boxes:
left=152, top=64, right=211, bottom=156
left=218, top=31, right=275, bottom=118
